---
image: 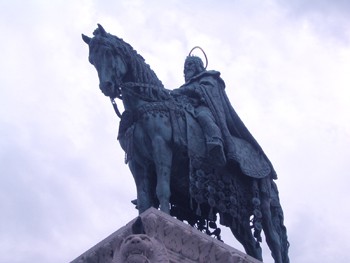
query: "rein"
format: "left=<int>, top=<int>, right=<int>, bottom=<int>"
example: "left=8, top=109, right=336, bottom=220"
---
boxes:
left=109, top=81, right=168, bottom=119
left=110, top=81, right=168, bottom=120
left=121, top=82, right=170, bottom=102
left=110, top=97, right=122, bottom=118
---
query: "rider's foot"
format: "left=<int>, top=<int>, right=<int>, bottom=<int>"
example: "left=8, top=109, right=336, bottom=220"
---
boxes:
left=207, top=140, right=226, bottom=167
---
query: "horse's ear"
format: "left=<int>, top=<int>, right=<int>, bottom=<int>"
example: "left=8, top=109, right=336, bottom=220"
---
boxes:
left=82, top=34, right=91, bottom=45
left=97, top=24, right=107, bottom=36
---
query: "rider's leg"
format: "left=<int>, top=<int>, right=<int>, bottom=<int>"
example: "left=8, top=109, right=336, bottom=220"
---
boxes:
left=196, top=107, right=226, bottom=166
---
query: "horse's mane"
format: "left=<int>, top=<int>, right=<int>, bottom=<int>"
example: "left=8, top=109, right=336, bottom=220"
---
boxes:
left=91, top=32, right=170, bottom=101
left=89, top=25, right=170, bottom=101
left=108, top=34, right=164, bottom=87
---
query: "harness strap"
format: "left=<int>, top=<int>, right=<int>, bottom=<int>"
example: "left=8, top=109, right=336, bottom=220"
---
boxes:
left=110, top=97, right=122, bottom=118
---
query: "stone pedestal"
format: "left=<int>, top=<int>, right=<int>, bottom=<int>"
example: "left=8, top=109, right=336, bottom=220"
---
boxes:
left=71, top=207, right=261, bottom=263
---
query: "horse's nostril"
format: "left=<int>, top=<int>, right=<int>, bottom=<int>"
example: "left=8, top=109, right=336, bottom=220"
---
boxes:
left=99, top=82, right=113, bottom=95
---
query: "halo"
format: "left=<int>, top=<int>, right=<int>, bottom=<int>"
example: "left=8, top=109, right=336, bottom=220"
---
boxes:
left=188, top=46, right=208, bottom=69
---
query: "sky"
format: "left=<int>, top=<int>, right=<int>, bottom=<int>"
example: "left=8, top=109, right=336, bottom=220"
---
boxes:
left=1, top=0, right=350, bottom=262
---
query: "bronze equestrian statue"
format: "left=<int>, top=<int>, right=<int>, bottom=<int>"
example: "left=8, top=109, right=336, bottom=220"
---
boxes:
left=82, top=24, right=289, bottom=263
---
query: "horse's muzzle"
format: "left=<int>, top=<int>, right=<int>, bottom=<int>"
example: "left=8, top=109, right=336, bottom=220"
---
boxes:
left=99, top=81, right=114, bottom=97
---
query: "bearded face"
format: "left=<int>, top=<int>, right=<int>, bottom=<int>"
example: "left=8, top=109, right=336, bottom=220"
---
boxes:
left=184, top=56, right=204, bottom=82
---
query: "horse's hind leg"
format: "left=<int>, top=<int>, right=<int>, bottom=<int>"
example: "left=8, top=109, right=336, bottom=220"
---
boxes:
left=230, top=219, right=263, bottom=261
left=152, top=135, right=172, bottom=214
left=260, top=179, right=283, bottom=263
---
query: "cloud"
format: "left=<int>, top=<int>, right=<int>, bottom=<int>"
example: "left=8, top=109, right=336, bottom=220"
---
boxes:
left=277, top=0, right=350, bottom=43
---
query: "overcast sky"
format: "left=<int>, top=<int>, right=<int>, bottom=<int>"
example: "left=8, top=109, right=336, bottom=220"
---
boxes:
left=1, top=1, right=350, bottom=262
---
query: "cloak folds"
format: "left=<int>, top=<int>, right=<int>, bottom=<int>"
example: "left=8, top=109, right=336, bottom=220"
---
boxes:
left=190, top=70, right=277, bottom=179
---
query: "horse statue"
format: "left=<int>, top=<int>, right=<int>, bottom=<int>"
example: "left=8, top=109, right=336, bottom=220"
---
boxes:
left=82, top=24, right=289, bottom=263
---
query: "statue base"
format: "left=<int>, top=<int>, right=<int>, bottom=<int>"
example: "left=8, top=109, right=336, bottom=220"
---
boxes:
left=70, top=207, right=262, bottom=263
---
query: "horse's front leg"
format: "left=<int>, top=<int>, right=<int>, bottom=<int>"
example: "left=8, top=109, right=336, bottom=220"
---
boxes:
left=152, top=135, right=172, bottom=214
left=129, top=160, right=152, bottom=214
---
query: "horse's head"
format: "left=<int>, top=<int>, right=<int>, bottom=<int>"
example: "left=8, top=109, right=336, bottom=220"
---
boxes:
left=83, top=24, right=167, bottom=112
left=82, top=24, right=127, bottom=99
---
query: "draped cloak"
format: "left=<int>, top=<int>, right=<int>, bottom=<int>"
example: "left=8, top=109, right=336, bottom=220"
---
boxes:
left=180, top=70, right=277, bottom=179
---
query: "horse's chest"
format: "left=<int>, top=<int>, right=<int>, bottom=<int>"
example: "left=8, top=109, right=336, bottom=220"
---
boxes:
left=133, top=114, right=172, bottom=156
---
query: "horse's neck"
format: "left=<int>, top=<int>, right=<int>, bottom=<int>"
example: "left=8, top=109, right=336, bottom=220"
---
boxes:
left=121, top=76, right=166, bottom=110
left=121, top=57, right=166, bottom=111
left=121, top=88, right=147, bottom=112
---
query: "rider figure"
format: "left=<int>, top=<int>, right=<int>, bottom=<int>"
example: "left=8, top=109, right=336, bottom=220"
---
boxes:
left=173, top=55, right=227, bottom=167
left=173, top=49, right=277, bottom=179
